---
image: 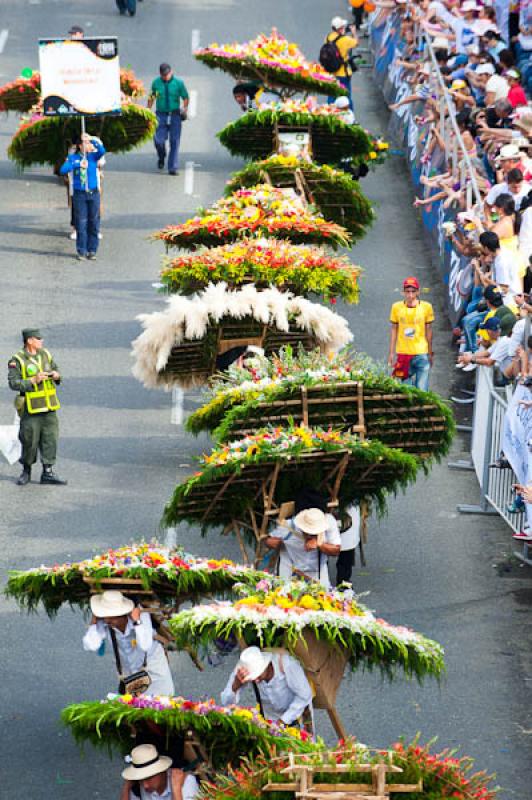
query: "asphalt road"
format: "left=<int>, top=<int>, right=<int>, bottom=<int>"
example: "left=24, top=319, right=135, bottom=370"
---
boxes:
left=0, top=1, right=531, bottom=797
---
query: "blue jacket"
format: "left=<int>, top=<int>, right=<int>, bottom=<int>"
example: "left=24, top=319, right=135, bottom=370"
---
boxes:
left=59, top=140, right=106, bottom=191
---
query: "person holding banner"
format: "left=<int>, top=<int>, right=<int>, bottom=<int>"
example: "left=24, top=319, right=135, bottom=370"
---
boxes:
left=148, top=64, right=189, bottom=176
left=59, top=134, right=106, bottom=261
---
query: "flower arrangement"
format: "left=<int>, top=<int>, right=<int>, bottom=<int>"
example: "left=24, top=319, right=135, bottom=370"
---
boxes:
left=132, top=283, right=353, bottom=390
left=185, top=346, right=455, bottom=458
left=162, top=422, right=420, bottom=530
left=0, top=74, right=41, bottom=112
left=118, top=67, right=145, bottom=98
left=225, top=157, right=374, bottom=241
left=8, top=103, right=157, bottom=167
left=195, top=29, right=345, bottom=97
left=218, top=107, right=372, bottom=164
left=62, top=694, right=313, bottom=767
left=168, top=579, right=444, bottom=680
left=201, top=738, right=498, bottom=800
left=159, top=240, right=361, bottom=302
left=153, top=186, right=351, bottom=250
left=5, top=542, right=265, bottom=616
left=365, top=133, right=390, bottom=167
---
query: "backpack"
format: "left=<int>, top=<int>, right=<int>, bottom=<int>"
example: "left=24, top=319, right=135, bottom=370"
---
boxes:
left=319, top=34, right=344, bottom=73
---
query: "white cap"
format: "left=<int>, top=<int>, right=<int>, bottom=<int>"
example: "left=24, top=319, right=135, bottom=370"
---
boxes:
left=331, top=16, right=348, bottom=30
left=461, top=0, right=480, bottom=12
left=476, top=63, right=495, bottom=75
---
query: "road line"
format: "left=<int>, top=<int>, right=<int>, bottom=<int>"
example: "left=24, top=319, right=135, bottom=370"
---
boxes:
left=0, top=30, right=9, bottom=53
left=184, top=161, right=195, bottom=195
left=191, top=29, right=200, bottom=53
left=188, top=89, right=198, bottom=119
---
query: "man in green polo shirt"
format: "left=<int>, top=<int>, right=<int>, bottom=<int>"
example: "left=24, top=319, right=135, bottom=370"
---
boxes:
left=148, top=63, right=189, bottom=175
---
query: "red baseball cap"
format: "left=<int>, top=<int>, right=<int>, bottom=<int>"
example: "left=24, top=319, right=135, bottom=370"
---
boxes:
left=403, top=276, right=420, bottom=289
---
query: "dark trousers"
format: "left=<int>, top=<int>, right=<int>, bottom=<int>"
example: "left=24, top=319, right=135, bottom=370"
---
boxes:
left=116, top=0, right=136, bottom=13
left=154, top=111, right=182, bottom=173
left=336, top=549, right=355, bottom=587
left=73, top=189, right=100, bottom=256
left=19, top=411, right=59, bottom=467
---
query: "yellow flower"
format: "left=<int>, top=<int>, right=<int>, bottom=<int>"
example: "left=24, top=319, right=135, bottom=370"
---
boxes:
left=235, top=595, right=260, bottom=606
left=299, top=594, right=320, bottom=610
left=275, top=596, right=296, bottom=609
left=233, top=708, right=253, bottom=719
left=369, top=151, right=377, bottom=160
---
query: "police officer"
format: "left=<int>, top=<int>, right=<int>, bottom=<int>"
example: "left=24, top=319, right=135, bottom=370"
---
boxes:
left=8, top=329, right=67, bottom=486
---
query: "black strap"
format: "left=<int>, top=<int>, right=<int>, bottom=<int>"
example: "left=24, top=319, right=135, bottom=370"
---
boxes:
left=109, top=627, right=123, bottom=677
left=252, top=681, right=265, bottom=719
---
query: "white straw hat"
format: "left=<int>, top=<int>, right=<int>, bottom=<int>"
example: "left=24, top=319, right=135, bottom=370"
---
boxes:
left=294, top=507, right=328, bottom=535
left=122, top=745, right=172, bottom=781
left=237, top=646, right=273, bottom=681
left=499, top=143, right=521, bottom=160
left=90, top=590, right=134, bottom=618
left=331, top=16, right=348, bottom=30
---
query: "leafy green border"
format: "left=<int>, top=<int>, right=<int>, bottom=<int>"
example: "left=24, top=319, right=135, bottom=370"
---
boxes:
left=61, top=699, right=313, bottom=767
left=5, top=562, right=266, bottom=618
left=8, top=104, right=157, bottom=167
left=168, top=608, right=445, bottom=681
left=195, top=52, right=346, bottom=97
left=218, top=110, right=372, bottom=164
left=226, top=158, right=374, bottom=240
left=162, top=436, right=420, bottom=531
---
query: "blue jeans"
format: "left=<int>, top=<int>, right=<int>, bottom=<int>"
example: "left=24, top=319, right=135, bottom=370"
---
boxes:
left=328, top=75, right=353, bottom=112
left=155, top=111, right=182, bottom=173
left=73, top=189, right=100, bottom=256
left=462, top=309, right=487, bottom=352
left=407, top=354, right=431, bottom=392
left=465, top=285, right=484, bottom=315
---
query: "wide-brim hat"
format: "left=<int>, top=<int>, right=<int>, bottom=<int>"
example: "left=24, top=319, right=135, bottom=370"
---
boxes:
left=513, top=110, right=532, bottom=134
left=90, top=590, right=134, bottom=618
left=499, top=143, right=521, bottom=160
left=237, top=646, right=273, bottom=682
left=294, top=507, right=328, bottom=535
left=122, top=745, right=172, bottom=781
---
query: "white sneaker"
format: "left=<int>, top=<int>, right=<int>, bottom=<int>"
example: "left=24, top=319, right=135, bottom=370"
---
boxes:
left=69, top=230, right=77, bottom=240
left=98, top=232, right=103, bottom=240
left=462, top=363, right=477, bottom=372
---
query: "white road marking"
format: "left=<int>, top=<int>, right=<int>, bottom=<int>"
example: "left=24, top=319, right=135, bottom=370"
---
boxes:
left=188, top=89, right=198, bottom=119
left=191, top=29, right=200, bottom=53
left=171, top=386, right=185, bottom=425
left=184, top=161, right=195, bottom=195
left=0, top=30, right=8, bottom=54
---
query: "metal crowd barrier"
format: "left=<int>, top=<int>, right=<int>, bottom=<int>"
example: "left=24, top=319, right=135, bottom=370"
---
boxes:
left=450, top=367, right=531, bottom=566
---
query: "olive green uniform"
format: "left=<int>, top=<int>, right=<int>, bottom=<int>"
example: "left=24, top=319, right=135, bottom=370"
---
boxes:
left=8, top=349, right=61, bottom=467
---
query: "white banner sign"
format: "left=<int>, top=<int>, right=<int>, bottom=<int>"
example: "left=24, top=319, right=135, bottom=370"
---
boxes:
left=502, top=382, right=532, bottom=527
left=39, top=37, right=121, bottom=116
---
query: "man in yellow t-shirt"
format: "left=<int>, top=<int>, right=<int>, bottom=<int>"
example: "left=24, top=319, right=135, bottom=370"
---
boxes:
left=388, top=276, right=434, bottom=391
left=325, top=17, right=358, bottom=110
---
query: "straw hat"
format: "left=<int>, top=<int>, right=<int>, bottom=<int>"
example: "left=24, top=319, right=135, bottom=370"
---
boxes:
left=122, top=745, right=172, bottom=781
left=513, top=109, right=532, bottom=134
left=90, top=590, right=134, bottom=618
left=237, top=646, right=273, bottom=681
left=294, top=507, right=328, bottom=535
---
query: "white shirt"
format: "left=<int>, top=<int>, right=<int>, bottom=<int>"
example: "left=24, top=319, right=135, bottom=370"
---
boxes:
left=519, top=206, right=532, bottom=259
left=486, top=182, right=531, bottom=210
left=508, top=316, right=528, bottom=357
left=269, top=514, right=341, bottom=587
left=221, top=652, right=312, bottom=725
left=485, top=74, right=510, bottom=102
left=130, top=772, right=198, bottom=800
left=83, top=613, right=175, bottom=696
left=340, top=504, right=360, bottom=552
left=493, top=250, right=522, bottom=299
left=488, top=336, right=513, bottom=371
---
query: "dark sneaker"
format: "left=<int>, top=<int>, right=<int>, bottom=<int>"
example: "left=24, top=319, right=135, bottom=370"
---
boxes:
left=87, top=253, right=97, bottom=260
left=168, top=170, right=178, bottom=176
left=77, top=254, right=87, bottom=261
left=157, top=158, right=164, bottom=169
left=16, top=468, right=31, bottom=486
left=40, top=467, right=68, bottom=486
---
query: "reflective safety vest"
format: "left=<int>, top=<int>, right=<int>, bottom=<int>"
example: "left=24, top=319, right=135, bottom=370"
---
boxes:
left=13, top=349, right=60, bottom=414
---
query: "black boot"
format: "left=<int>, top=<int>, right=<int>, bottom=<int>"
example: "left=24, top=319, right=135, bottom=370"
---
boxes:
left=40, top=465, right=67, bottom=485
left=16, top=466, right=31, bottom=486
